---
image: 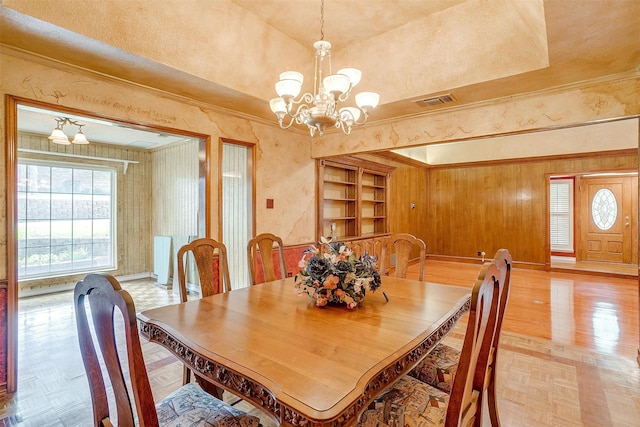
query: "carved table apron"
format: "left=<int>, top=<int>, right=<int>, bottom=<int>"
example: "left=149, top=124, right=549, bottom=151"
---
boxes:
left=138, top=276, right=471, bottom=427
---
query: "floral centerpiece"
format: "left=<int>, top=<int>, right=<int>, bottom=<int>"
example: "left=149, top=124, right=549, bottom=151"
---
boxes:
left=294, top=238, right=382, bottom=309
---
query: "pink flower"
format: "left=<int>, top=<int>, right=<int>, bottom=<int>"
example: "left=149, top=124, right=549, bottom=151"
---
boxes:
left=344, top=295, right=357, bottom=309
left=315, top=295, right=328, bottom=306
left=323, top=275, right=339, bottom=289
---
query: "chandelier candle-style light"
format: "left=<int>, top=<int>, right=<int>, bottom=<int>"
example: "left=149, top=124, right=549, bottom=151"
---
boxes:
left=48, top=117, right=90, bottom=145
left=269, top=0, right=379, bottom=137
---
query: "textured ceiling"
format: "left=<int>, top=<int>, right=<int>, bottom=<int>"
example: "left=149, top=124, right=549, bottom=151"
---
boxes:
left=2, top=0, right=639, bottom=147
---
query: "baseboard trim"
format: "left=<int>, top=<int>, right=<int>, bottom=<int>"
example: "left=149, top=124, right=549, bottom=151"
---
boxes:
left=18, top=272, right=155, bottom=298
left=426, top=254, right=546, bottom=271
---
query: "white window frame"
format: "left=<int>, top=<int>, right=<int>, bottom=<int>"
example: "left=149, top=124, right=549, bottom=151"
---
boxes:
left=550, top=178, right=574, bottom=253
left=17, top=158, right=117, bottom=280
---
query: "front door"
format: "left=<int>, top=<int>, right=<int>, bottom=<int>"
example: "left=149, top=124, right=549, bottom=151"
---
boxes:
left=579, top=176, right=637, bottom=264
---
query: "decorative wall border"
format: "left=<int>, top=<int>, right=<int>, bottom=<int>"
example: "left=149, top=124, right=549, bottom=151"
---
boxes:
left=139, top=295, right=470, bottom=426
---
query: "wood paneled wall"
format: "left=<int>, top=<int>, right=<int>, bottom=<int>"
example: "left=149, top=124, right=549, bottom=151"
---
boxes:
left=353, top=154, right=429, bottom=260
left=388, top=163, right=429, bottom=239
left=388, top=163, right=429, bottom=260
left=426, top=151, right=638, bottom=267
left=150, top=139, right=199, bottom=237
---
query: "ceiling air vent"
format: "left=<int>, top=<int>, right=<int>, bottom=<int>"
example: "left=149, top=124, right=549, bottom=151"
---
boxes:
left=413, top=93, right=456, bottom=108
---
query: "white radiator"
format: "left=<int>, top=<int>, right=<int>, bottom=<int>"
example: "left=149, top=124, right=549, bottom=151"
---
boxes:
left=153, top=236, right=172, bottom=285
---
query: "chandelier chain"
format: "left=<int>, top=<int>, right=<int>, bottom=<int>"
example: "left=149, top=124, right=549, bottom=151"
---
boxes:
left=320, top=0, right=324, bottom=41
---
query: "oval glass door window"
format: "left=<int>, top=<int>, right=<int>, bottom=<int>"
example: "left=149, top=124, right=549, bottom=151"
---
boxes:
left=591, top=188, right=617, bottom=230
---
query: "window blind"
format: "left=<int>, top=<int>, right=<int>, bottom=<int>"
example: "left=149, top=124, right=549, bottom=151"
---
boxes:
left=222, top=143, right=253, bottom=289
left=550, top=179, right=574, bottom=252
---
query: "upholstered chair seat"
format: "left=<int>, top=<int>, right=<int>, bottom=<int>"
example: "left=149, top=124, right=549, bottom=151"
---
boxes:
left=407, top=343, right=461, bottom=393
left=358, top=376, right=451, bottom=426
left=156, top=383, right=260, bottom=427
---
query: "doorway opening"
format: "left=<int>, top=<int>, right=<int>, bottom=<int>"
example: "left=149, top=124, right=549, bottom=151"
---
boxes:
left=7, top=96, right=209, bottom=395
left=219, top=139, right=255, bottom=289
left=549, top=171, right=638, bottom=277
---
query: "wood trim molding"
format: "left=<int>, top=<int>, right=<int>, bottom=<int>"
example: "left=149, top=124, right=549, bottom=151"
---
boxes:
left=5, top=95, right=18, bottom=394
left=426, top=254, right=547, bottom=271
left=373, top=151, right=431, bottom=169
left=426, top=148, right=638, bottom=170
left=320, top=155, right=397, bottom=174
left=0, top=279, right=7, bottom=290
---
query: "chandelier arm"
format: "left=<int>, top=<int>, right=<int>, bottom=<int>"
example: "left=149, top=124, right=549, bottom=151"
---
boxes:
left=285, top=92, right=315, bottom=111
left=335, top=120, right=352, bottom=135
left=294, top=105, right=311, bottom=125
left=276, top=115, right=298, bottom=130
left=352, top=110, right=370, bottom=126
left=282, top=101, right=312, bottom=122
left=336, top=88, right=354, bottom=103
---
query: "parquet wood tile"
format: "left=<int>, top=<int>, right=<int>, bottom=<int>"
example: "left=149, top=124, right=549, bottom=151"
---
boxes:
left=0, top=263, right=638, bottom=427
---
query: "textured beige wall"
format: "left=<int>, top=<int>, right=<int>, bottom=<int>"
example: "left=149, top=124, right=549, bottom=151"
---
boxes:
left=411, top=118, right=639, bottom=165
left=312, top=77, right=640, bottom=159
left=3, top=0, right=312, bottom=102
left=0, top=52, right=316, bottom=284
left=2, top=0, right=548, bottom=105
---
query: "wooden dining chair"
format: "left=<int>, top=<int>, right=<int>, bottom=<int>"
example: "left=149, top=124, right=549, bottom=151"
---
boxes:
left=177, top=237, right=232, bottom=302
left=484, top=249, right=512, bottom=427
left=358, top=260, right=502, bottom=427
left=177, top=237, right=231, bottom=384
left=74, top=273, right=261, bottom=427
left=406, top=249, right=512, bottom=426
left=383, top=233, right=426, bottom=281
left=247, top=233, right=286, bottom=285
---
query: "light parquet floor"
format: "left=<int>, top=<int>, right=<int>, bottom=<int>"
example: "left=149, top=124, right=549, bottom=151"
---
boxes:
left=0, top=260, right=638, bottom=426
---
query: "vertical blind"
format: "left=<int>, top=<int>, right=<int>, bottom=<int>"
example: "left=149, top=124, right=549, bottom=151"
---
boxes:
left=222, top=143, right=253, bottom=289
left=550, top=179, right=574, bottom=252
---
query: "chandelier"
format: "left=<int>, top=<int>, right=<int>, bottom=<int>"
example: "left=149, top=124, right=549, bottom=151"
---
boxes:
left=48, top=117, right=90, bottom=145
left=269, top=0, right=379, bottom=137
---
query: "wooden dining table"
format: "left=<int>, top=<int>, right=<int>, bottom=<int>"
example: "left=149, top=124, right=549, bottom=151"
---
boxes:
left=138, top=276, right=471, bottom=427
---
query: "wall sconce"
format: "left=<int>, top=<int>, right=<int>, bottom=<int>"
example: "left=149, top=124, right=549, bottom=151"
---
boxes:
left=48, top=117, right=90, bottom=145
